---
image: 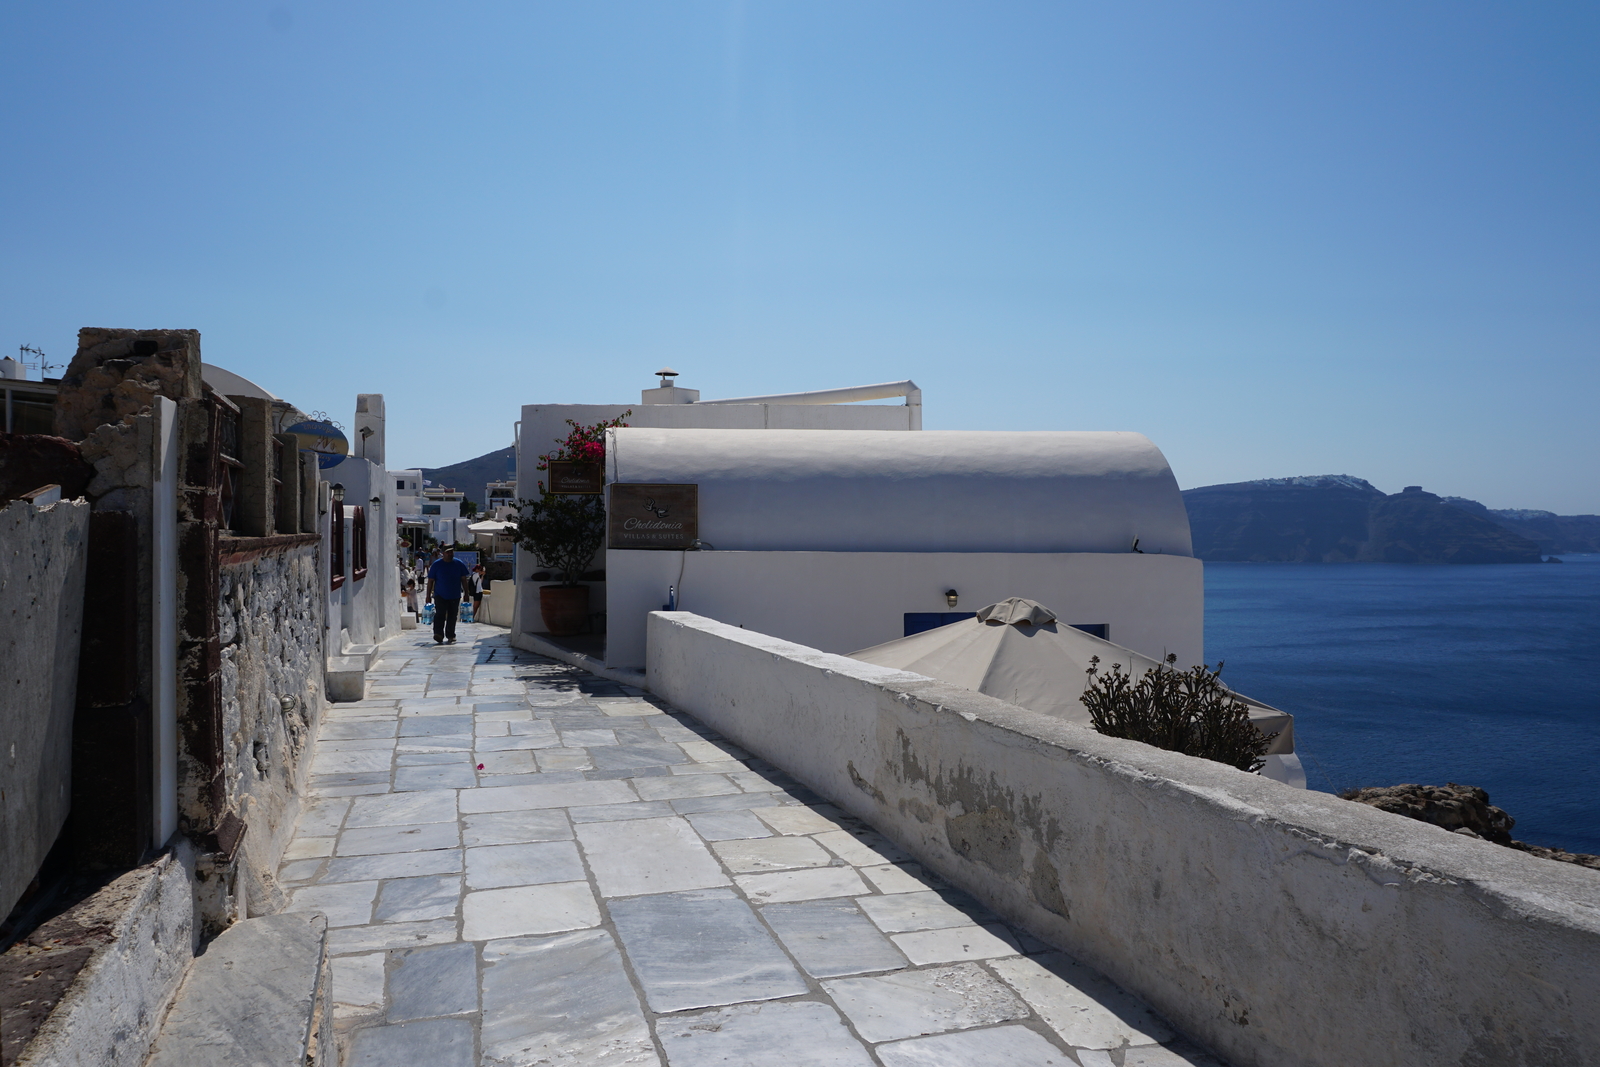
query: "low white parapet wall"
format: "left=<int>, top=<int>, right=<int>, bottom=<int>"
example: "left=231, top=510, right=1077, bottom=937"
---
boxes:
left=646, top=611, right=1600, bottom=1067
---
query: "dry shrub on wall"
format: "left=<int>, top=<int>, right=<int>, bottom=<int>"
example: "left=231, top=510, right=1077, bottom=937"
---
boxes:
left=1080, top=654, right=1275, bottom=772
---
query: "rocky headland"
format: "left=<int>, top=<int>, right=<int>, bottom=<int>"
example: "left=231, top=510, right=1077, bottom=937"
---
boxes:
left=1341, top=782, right=1600, bottom=870
left=1182, top=476, right=1546, bottom=563
left=1440, top=496, right=1600, bottom=555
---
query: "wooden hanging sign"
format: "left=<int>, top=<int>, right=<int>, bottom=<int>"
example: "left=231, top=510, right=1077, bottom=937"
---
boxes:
left=546, top=461, right=603, bottom=494
left=608, top=484, right=699, bottom=549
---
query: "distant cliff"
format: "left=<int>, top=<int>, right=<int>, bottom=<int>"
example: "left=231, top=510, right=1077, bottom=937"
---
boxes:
left=1441, top=497, right=1600, bottom=555
left=1183, top=476, right=1544, bottom=563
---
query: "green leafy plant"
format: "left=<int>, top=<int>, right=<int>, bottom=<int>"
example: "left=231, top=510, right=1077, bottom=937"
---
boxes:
left=1079, top=654, right=1275, bottom=772
left=507, top=412, right=631, bottom=586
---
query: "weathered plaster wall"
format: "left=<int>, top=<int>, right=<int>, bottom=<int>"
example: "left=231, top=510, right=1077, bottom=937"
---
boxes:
left=0, top=497, right=89, bottom=917
left=647, top=612, right=1600, bottom=1067
left=217, top=542, right=325, bottom=913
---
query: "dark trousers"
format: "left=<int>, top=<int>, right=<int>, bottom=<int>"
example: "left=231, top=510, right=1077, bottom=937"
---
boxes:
left=433, top=597, right=461, bottom=641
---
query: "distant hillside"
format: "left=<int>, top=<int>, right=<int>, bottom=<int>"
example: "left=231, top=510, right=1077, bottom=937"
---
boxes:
left=420, top=446, right=515, bottom=508
left=1441, top=497, right=1600, bottom=555
left=1183, top=477, right=1543, bottom=564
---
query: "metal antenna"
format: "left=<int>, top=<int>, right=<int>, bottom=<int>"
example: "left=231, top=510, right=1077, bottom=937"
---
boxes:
left=17, top=344, right=57, bottom=376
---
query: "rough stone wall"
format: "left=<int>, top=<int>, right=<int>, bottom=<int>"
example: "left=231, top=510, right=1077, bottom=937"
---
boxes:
left=76, top=415, right=155, bottom=513
left=217, top=543, right=325, bottom=914
left=0, top=497, right=89, bottom=917
left=53, top=329, right=201, bottom=443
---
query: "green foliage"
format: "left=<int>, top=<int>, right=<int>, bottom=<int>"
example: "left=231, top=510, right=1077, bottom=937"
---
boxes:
left=506, top=413, right=631, bottom=586
left=535, top=410, right=633, bottom=475
left=462, top=499, right=479, bottom=518
left=1079, top=654, right=1275, bottom=772
left=509, top=493, right=605, bottom=585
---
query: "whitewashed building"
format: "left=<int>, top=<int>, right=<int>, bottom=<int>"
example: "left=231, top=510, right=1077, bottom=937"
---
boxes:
left=320, top=394, right=402, bottom=698
left=510, top=375, right=1200, bottom=676
left=598, top=428, right=1198, bottom=670
left=512, top=374, right=923, bottom=647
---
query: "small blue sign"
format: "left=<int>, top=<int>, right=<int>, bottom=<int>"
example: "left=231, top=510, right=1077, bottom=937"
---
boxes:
left=284, top=419, right=350, bottom=470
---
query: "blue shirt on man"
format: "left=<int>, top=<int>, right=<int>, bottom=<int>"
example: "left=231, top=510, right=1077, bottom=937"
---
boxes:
left=428, top=557, right=473, bottom=600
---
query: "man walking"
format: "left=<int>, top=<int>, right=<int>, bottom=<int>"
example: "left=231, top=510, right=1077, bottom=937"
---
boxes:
left=426, top=547, right=473, bottom=644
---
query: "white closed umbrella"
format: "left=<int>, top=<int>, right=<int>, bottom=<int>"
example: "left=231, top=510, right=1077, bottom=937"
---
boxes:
left=850, top=597, right=1298, bottom=768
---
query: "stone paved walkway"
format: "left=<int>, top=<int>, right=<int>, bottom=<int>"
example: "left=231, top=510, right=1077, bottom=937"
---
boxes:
left=277, top=623, right=1226, bottom=1067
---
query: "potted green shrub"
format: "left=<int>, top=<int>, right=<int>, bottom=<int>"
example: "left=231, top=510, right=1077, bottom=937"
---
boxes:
left=509, top=413, right=629, bottom=635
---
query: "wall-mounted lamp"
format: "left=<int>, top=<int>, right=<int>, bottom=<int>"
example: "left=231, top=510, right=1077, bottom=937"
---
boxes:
left=369, top=496, right=381, bottom=506
left=945, top=589, right=959, bottom=608
left=330, top=483, right=345, bottom=505
left=358, top=425, right=374, bottom=439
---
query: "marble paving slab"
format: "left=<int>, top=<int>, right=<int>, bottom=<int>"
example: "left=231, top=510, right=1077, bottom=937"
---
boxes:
left=607, top=888, right=808, bottom=1012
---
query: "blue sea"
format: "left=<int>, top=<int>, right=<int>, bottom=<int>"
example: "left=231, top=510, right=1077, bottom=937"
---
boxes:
left=1204, top=556, right=1600, bottom=855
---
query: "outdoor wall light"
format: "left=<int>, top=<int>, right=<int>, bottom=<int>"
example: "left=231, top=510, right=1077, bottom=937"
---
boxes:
left=331, top=483, right=345, bottom=504
left=358, top=426, right=374, bottom=438
left=945, top=589, right=959, bottom=608
left=369, top=496, right=381, bottom=506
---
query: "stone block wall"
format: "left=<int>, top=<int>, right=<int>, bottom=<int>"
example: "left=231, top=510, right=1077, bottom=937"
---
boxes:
left=217, top=541, right=325, bottom=915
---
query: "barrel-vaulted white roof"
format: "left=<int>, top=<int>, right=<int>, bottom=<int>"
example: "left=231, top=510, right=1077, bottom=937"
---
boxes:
left=607, top=428, right=1193, bottom=556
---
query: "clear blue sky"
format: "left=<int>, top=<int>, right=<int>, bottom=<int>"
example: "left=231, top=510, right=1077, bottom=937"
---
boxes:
left=4, top=2, right=1596, bottom=511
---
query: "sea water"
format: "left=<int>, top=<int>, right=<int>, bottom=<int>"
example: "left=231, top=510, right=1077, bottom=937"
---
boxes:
left=1205, top=556, right=1600, bottom=855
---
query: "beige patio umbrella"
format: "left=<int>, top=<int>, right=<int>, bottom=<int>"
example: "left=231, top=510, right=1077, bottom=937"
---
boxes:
left=850, top=598, right=1294, bottom=757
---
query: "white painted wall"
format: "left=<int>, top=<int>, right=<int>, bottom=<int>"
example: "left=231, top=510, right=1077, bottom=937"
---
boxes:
left=353, top=393, right=385, bottom=466
left=581, top=427, right=1197, bottom=670
left=607, top=428, right=1192, bottom=555
left=604, top=549, right=1202, bottom=670
left=518, top=401, right=917, bottom=498
left=389, top=468, right=424, bottom=516
left=322, top=395, right=401, bottom=653
left=647, top=612, right=1600, bottom=1067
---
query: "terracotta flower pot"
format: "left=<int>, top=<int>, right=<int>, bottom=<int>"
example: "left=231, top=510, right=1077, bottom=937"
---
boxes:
left=539, top=585, right=590, bottom=636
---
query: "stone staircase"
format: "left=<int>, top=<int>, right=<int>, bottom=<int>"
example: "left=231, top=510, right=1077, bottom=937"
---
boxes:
left=144, top=913, right=332, bottom=1067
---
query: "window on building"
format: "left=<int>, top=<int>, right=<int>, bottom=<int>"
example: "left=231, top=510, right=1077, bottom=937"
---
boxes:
left=331, top=506, right=346, bottom=590
left=1070, top=623, right=1110, bottom=640
left=216, top=400, right=242, bottom=533
left=902, top=612, right=976, bottom=637
left=397, top=479, right=406, bottom=491
left=422, top=503, right=440, bottom=515
left=6, top=389, right=55, bottom=434
left=352, top=506, right=369, bottom=580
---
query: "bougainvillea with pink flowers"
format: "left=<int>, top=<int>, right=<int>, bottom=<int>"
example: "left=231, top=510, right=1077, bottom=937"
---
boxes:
left=534, top=410, right=632, bottom=483
left=509, top=411, right=633, bottom=586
